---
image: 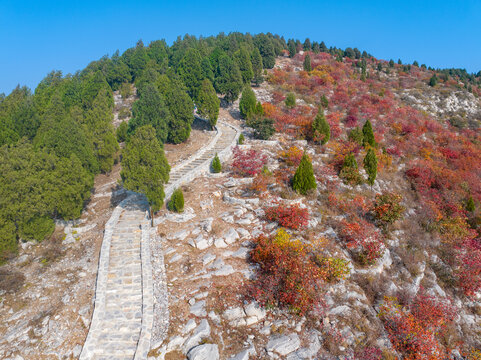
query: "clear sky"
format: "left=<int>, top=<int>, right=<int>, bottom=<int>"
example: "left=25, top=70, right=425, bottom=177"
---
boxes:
left=1, top=0, right=480, bottom=94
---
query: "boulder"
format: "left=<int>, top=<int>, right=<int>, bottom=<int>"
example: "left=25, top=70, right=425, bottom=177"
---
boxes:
left=183, top=319, right=211, bottom=353
left=187, top=344, right=219, bottom=360
left=266, top=333, right=301, bottom=356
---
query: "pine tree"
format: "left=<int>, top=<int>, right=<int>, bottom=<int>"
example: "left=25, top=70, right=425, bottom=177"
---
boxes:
left=362, top=119, right=376, bottom=147
left=214, top=54, right=243, bottom=102
left=303, top=38, right=311, bottom=51
left=292, top=153, right=317, bottom=195
left=339, top=153, right=362, bottom=185
left=238, top=133, right=245, bottom=145
left=429, top=74, right=438, bottom=87
left=288, top=39, right=296, bottom=58
left=285, top=93, right=296, bottom=109
left=389, top=59, right=394, bottom=67
left=196, top=79, right=220, bottom=128
left=163, top=78, right=195, bottom=144
left=363, top=148, right=378, bottom=186
left=312, top=42, right=320, bottom=54
left=303, top=54, right=312, bottom=72
left=168, top=188, right=184, bottom=213
left=466, top=196, right=475, bottom=212
left=121, top=125, right=170, bottom=214
left=239, top=87, right=257, bottom=119
left=177, top=48, right=203, bottom=99
left=312, top=107, right=330, bottom=145
left=211, top=153, right=222, bottom=173
left=251, top=48, right=264, bottom=86
left=235, top=47, right=254, bottom=84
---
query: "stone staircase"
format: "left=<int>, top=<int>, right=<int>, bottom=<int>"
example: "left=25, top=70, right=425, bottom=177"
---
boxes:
left=80, top=118, right=239, bottom=359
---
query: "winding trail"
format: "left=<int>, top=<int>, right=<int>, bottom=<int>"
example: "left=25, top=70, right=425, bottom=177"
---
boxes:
left=80, top=119, right=239, bottom=360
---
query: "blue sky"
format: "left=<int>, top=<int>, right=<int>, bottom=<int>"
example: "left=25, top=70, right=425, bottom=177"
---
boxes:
left=1, top=0, right=480, bottom=94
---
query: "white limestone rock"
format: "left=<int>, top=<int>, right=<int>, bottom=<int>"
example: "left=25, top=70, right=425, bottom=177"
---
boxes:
left=266, top=333, right=301, bottom=356
left=187, top=344, right=219, bottom=360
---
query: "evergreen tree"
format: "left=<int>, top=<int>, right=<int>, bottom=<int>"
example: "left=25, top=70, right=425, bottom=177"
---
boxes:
left=362, top=119, right=376, bottom=147
left=163, top=77, right=195, bottom=144
left=303, top=38, right=311, bottom=51
left=235, top=47, right=254, bottom=84
left=292, top=153, right=317, bottom=195
left=255, top=34, right=276, bottom=69
left=128, top=84, right=170, bottom=144
left=312, top=42, right=320, bottom=54
left=429, top=74, right=438, bottom=87
left=466, top=196, right=475, bottom=212
left=397, top=59, right=402, bottom=65
left=303, top=53, right=312, bottom=72
left=363, top=148, right=378, bottom=186
left=288, top=39, right=296, bottom=58
left=312, top=107, right=330, bottom=145
left=285, top=93, right=296, bottom=108
left=389, top=59, right=395, bottom=67
left=251, top=48, right=264, bottom=86
left=238, top=133, right=245, bottom=145
left=211, top=153, right=222, bottom=173
left=320, top=41, right=327, bottom=52
left=214, top=54, right=243, bottom=102
left=116, top=121, right=128, bottom=142
left=201, top=57, right=214, bottom=83
left=196, top=79, right=220, bottom=128
left=339, top=153, right=362, bottom=185
left=177, top=48, right=203, bottom=99
left=168, top=188, right=184, bottom=213
left=320, top=94, right=329, bottom=109
left=121, top=125, right=170, bottom=214
left=239, top=87, right=257, bottom=119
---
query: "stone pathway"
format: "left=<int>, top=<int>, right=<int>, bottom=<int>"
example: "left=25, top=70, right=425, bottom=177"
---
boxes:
left=80, top=118, right=239, bottom=359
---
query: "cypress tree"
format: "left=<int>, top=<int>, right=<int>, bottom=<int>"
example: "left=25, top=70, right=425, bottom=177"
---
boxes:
left=303, top=38, right=311, bottom=51
left=238, top=133, right=245, bottom=145
left=288, top=39, right=296, bottom=58
left=285, top=93, right=296, bottom=109
left=362, top=119, right=376, bottom=147
left=339, top=153, right=362, bottom=185
left=320, top=94, right=329, bottom=109
left=292, top=153, right=317, bottom=195
left=251, top=48, right=264, bottom=86
left=239, top=87, right=257, bottom=119
left=211, top=153, right=222, bottom=173
left=429, top=74, right=438, bottom=87
left=168, top=188, right=184, bottom=213
left=466, top=196, right=475, bottom=212
left=214, top=54, right=243, bottom=102
left=389, top=59, right=395, bottom=67
left=312, top=107, right=330, bottom=145
left=235, top=47, right=254, bottom=84
left=121, top=125, right=170, bottom=214
left=303, top=54, right=312, bottom=72
left=196, top=79, right=220, bottom=129
left=363, top=148, right=378, bottom=186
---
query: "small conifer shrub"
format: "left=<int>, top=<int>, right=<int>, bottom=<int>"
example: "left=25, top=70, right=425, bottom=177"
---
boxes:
left=168, top=188, right=184, bottom=213
left=363, top=148, right=378, bottom=186
left=211, top=153, right=222, bottom=173
left=362, top=119, right=376, bottom=147
left=238, top=133, right=245, bottom=145
left=292, top=153, right=317, bottom=195
left=340, top=153, right=363, bottom=185
left=285, top=93, right=296, bottom=109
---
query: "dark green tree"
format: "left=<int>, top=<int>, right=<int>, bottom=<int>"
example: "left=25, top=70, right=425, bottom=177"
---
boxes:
left=339, top=153, right=362, bottom=185
left=466, top=196, right=476, bottom=212
left=303, top=54, right=312, bottom=72
left=121, top=125, right=170, bottom=214
left=201, top=57, right=215, bottom=83
left=251, top=48, right=264, bottom=86
left=177, top=48, right=204, bottom=99
left=389, top=59, right=395, bottom=67
left=288, top=39, right=296, bottom=58
left=303, top=38, right=311, bottom=51
left=196, top=79, right=220, bottom=128
left=312, top=107, right=330, bottom=145
left=255, top=34, right=276, bottom=69
left=235, top=47, right=254, bottom=84
left=312, top=42, right=320, bottom=54
left=239, top=87, right=257, bottom=119
left=362, top=119, right=376, bottom=147
left=246, top=117, right=275, bottom=140
left=214, top=54, right=243, bottom=102
left=117, top=121, right=128, bottom=142
left=211, top=153, right=222, bottom=173
left=168, top=188, right=184, bottom=213
left=238, top=133, right=245, bottom=145
left=129, top=84, right=170, bottom=144
left=363, top=148, right=378, bottom=186
left=429, top=74, right=438, bottom=87
left=285, top=93, right=296, bottom=108
left=292, top=153, right=317, bottom=195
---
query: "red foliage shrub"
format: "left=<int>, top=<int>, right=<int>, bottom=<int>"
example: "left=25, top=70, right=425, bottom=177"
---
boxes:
left=265, top=203, right=309, bottom=230
left=354, top=347, right=383, bottom=360
left=231, top=146, right=267, bottom=177
left=338, top=217, right=384, bottom=264
left=248, top=230, right=325, bottom=315
left=456, top=238, right=481, bottom=296
left=379, top=292, right=455, bottom=360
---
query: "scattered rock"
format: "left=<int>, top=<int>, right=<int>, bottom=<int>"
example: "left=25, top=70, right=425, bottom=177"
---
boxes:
left=266, top=333, right=301, bottom=356
left=187, top=343, right=219, bottom=360
left=190, top=300, right=207, bottom=317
